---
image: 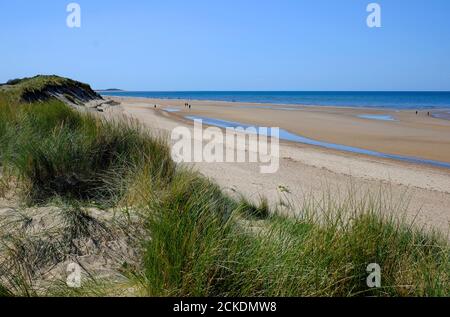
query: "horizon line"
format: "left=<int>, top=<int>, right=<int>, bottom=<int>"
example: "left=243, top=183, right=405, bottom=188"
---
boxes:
left=96, top=90, right=450, bottom=93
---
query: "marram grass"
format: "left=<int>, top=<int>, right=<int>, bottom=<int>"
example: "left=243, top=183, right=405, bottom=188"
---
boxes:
left=139, top=173, right=448, bottom=297
left=0, top=97, right=174, bottom=204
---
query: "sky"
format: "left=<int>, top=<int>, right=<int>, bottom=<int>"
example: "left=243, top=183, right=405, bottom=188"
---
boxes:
left=0, top=0, right=449, bottom=91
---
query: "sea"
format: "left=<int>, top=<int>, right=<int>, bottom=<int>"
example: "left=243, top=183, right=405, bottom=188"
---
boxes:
left=100, top=91, right=450, bottom=110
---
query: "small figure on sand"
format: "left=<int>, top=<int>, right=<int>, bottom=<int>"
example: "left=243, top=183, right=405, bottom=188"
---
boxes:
left=416, top=111, right=418, bottom=115
left=189, top=104, right=191, bottom=109
left=154, top=105, right=157, bottom=108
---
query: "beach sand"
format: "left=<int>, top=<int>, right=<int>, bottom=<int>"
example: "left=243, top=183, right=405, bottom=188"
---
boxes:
left=106, top=96, right=450, bottom=233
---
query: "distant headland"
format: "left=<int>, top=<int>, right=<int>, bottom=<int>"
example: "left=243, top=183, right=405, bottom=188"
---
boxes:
left=95, top=88, right=124, bottom=92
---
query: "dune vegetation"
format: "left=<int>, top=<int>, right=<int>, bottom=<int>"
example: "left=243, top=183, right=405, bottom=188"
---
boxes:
left=0, top=76, right=448, bottom=297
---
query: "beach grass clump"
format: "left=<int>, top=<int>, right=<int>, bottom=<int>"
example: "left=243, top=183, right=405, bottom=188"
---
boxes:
left=0, top=98, right=174, bottom=204
left=0, top=269, right=35, bottom=298
left=331, top=212, right=448, bottom=296
left=141, top=170, right=237, bottom=296
left=237, top=196, right=271, bottom=220
left=138, top=181, right=449, bottom=297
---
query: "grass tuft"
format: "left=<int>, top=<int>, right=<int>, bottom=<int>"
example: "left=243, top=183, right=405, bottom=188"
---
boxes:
left=0, top=98, right=174, bottom=205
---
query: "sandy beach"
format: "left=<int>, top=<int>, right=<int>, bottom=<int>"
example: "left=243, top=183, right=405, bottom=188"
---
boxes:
left=106, top=96, right=450, bottom=233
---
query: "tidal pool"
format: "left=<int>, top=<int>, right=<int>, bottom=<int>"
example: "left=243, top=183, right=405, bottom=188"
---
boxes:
left=184, top=115, right=450, bottom=169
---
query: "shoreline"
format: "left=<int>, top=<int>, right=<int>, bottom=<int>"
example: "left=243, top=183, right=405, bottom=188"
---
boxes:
left=104, top=96, right=450, bottom=233
left=105, top=95, right=450, bottom=166
left=100, top=93, right=450, bottom=112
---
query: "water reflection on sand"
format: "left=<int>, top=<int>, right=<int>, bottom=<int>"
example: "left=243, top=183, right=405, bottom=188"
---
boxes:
left=184, top=115, right=450, bottom=169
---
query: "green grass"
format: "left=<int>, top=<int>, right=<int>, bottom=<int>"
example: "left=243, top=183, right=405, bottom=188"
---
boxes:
left=237, top=196, right=271, bottom=220
left=0, top=75, right=100, bottom=103
left=0, top=76, right=448, bottom=297
left=0, top=97, right=174, bottom=204
left=139, top=175, right=449, bottom=296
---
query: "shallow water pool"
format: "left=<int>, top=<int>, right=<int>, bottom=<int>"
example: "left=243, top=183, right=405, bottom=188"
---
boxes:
left=184, top=115, right=450, bottom=169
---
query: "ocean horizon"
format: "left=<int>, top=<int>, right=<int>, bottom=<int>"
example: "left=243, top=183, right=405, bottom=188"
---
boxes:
left=100, top=91, right=450, bottom=110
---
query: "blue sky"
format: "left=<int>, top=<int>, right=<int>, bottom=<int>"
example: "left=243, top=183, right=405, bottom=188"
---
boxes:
left=1, top=0, right=449, bottom=91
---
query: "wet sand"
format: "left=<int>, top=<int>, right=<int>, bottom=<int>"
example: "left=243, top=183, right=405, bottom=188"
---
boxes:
left=140, top=98, right=450, bottom=164
left=105, top=96, right=450, bottom=234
